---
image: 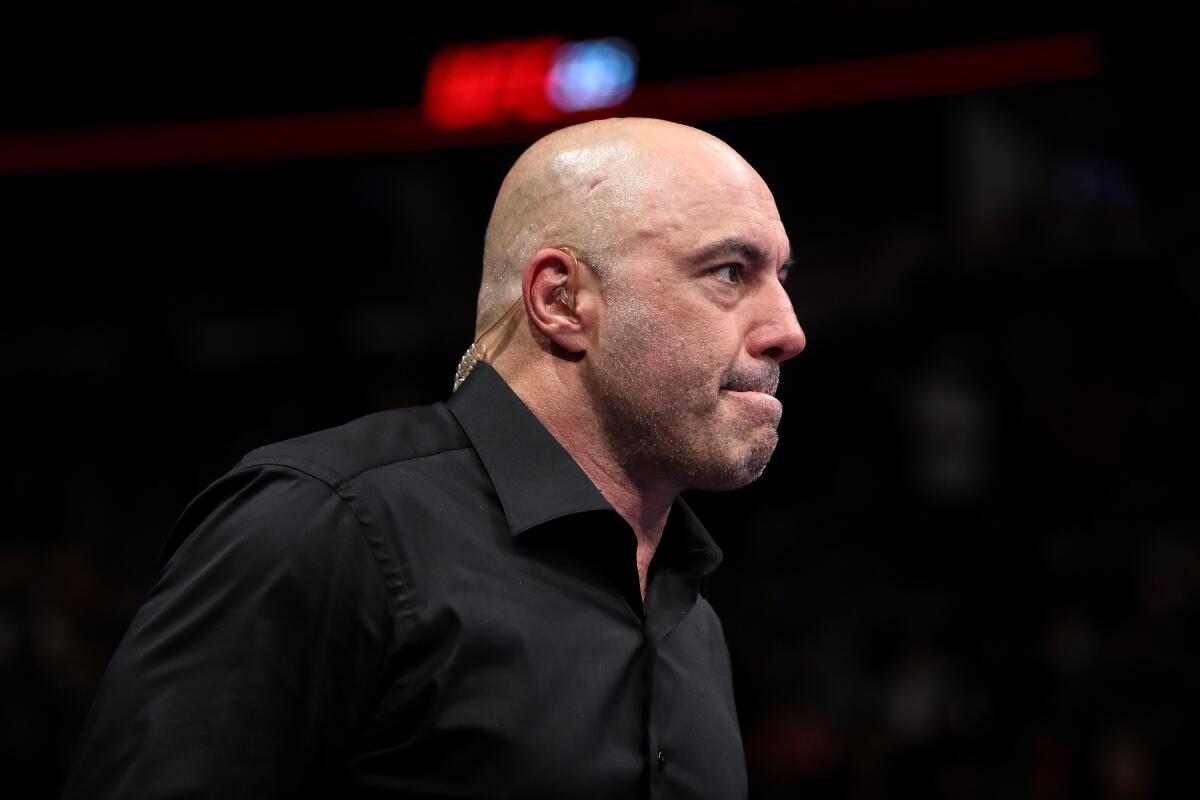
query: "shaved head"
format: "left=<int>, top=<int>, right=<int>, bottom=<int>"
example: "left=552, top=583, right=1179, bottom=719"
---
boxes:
left=476, top=118, right=755, bottom=335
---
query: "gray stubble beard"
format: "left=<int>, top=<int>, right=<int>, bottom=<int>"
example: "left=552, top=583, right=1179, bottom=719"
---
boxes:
left=582, top=296, right=780, bottom=493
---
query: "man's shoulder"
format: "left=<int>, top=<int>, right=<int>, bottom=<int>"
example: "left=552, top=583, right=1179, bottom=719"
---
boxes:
left=234, top=400, right=471, bottom=488
left=159, top=401, right=471, bottom=569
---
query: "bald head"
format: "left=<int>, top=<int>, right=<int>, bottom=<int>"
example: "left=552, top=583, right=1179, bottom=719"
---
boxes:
left=476, top=118, right=759, bottom=335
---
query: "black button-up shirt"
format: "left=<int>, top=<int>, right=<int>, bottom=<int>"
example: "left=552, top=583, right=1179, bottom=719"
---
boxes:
left=65, top=364, right=747, bottom=799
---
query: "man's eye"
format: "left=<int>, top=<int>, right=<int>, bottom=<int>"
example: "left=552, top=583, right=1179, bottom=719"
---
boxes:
left=713, top=264, right=740, bottom=284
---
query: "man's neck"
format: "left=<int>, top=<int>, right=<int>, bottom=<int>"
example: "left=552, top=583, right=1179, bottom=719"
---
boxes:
left=567, top=444, right=674, bottom=600
left=500, top=361, right=676, bottom=599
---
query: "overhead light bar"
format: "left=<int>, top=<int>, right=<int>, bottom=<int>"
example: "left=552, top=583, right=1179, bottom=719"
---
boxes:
left=0, top=33, right=1099, bottom=175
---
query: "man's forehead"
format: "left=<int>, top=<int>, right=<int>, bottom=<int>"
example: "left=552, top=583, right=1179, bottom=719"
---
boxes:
left=650, top=176, right=790, bottom=268
left=619, top=186, right=790, bottom=278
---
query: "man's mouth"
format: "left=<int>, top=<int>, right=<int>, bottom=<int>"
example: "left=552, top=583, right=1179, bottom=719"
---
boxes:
left=719, top=364, right=783, bottom=422
left=719, top=365, right=780, bottom=396
left=719, top=386, right=784, bottom=424
left=721, top=383, right=777, bottom=396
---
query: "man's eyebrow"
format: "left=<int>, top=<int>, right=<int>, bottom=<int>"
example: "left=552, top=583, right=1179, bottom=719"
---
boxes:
left=689, top=237, right=794, bottom=277
left=688, top=237, right=766, bottom=266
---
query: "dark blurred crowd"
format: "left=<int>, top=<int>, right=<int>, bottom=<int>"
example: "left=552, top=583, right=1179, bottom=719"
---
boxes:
left=3, top=40, right=1197, bottom=798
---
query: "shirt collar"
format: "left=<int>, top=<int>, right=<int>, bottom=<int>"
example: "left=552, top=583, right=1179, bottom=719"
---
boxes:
left=446, top=363, right=723, bottom=576
left=447, top=362, right=612, bottom=535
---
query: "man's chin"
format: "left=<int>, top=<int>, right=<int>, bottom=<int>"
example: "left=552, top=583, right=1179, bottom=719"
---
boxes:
left=687, top=431, right=779, bottom=491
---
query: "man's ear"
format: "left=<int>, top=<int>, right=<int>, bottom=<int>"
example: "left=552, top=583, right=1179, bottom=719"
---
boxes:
left=522, top=248, right=594, bottom=353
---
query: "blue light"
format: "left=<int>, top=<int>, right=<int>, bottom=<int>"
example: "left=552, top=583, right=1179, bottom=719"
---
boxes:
left=547, top=38, right=638, bottom=113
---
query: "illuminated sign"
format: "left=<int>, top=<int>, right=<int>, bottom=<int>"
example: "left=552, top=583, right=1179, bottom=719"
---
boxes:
left=423, top=37, right=639, bottom=130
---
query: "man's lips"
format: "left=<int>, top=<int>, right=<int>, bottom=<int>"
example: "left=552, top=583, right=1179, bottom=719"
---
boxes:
left=719, top=363, right=780, bottom=397
left=720, top=383, right=777, bottom=395
left=719, top=363, right=783, bottom=421
left=719, top=387, right=783, bottom=419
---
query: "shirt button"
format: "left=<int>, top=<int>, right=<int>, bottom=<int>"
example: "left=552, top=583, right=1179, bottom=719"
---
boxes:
left=657, top=750, right=666, bottom=771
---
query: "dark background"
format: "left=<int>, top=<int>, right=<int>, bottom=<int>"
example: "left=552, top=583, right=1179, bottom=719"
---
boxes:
left=2, top=3, right=1196, bottom=798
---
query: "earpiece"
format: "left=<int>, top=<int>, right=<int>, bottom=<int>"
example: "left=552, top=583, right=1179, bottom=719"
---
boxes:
left=558, top=246, right=582, bottom=314
left=453, top=246, right=582, bottom=391
left=556, top=284, right=574, bottom=312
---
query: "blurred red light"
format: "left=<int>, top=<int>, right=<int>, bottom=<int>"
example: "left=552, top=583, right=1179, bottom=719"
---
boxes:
left=423, top=38, right=565, bottom=130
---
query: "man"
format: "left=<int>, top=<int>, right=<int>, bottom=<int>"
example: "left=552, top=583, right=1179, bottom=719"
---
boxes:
left=64, top=117, right=805, bottom=798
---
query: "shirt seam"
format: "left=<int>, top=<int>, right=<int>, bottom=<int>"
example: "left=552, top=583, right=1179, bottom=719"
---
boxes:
left=241, top=445, right=476, bottom=490
left=226, top=460, right=412, bottom=622
left=223, top=461, right=413, bottom=748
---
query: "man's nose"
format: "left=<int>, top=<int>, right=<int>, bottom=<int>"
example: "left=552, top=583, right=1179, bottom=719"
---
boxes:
left=747, top=282, right=807, bottom=364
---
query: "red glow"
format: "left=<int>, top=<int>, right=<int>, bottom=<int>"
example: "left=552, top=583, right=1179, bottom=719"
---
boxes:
left=0, top=33, right=1100, bottom=175
left=423, top=38, right=564, bottom=130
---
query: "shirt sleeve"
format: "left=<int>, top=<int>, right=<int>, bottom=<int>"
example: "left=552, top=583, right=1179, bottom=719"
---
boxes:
left=62, top=464, right=394, bottom=799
